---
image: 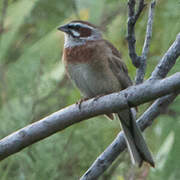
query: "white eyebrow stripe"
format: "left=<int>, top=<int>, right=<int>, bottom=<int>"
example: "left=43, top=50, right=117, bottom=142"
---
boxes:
left=69, top=23, right=95, bottom=30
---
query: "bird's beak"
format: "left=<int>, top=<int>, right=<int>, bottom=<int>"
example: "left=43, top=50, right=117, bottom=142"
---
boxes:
left=57, top=24, right=69, bottom=33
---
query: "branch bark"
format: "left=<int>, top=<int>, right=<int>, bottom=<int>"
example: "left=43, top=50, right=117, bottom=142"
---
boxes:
left=127, top=0, right=146, bottom=68
left=127, top=0, right=156, bottom=84
left=135, top=1, right=156, bottom=84
left=80, top=93, right=178, bottom=180
left=0, top=73, right=180, bottom=161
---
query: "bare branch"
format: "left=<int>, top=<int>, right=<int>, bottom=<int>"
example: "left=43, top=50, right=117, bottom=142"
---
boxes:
left=80, top=93, right=178, bottom=180
left=127, top=0, right=146, bottom=68
left=0, top=73, right=180, bottom=161
left=127, top=1, right=156, bottom=84
left=134, top=0, right=146, bottom=22
left=135, top=1, right=156, bottom=84
left=127, top=1, right=139, bottom=68
left=141, top=1, right=156, bottom=60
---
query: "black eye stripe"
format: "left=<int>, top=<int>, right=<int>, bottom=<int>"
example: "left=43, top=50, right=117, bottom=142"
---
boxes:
left=67, top=23, right=92, bottom=37
left=67, top=24, right=73, bottom=29
left=68, top=24, right=81, bottom=30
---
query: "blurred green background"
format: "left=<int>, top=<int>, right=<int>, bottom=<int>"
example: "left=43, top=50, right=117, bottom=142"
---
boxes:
left=0, top=0, right=180, bottom=179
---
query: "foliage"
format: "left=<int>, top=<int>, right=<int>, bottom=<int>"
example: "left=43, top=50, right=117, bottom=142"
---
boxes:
left=0, top=0, right=179, bottom=179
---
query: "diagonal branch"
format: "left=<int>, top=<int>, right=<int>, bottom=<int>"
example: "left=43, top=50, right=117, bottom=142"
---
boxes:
left=80, top=93, right=178, bottom=180
left=0, top=73, right=180, bottom=161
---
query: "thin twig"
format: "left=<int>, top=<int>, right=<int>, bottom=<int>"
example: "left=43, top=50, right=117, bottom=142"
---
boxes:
left=134, top=0, right=146, bottom=22
left=141, top=1, right=156, bottom=60
left=135, top=1, right=156, bottom=84
left=127, top=0, right=140, bottom=67
left=127, top=0, right=146, bottom=68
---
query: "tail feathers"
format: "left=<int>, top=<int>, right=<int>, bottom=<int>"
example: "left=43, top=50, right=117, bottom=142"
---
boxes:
left=118, top=109, right=154, bottom=167
left=120, top=119, right=143, bottom=166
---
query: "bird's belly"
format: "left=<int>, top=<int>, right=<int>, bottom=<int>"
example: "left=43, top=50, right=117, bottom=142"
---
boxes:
left=67, top=63, right=121, bottom=98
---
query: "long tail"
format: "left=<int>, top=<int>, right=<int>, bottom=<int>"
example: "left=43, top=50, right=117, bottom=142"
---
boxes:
left=118, top=108, right=154, bottom=167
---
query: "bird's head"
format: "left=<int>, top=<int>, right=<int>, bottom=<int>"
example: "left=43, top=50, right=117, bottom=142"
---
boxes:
left=58, top=20, right=102, bottom=48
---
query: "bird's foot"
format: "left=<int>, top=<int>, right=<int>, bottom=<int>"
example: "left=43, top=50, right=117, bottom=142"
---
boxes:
left=93, top=94, right=106, bottom=101
left=76, top=98, right=89, bottom=109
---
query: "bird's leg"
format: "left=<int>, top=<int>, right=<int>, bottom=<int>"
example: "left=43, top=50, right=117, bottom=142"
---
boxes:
left=76, top=93, right=106, bottom=109
left=76, top=97, right=89, bottom=109
left=93, top=94, right=106, bottom=101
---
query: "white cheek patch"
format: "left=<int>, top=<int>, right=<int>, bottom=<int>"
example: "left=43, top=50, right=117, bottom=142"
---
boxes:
left=71, top=30, right=80, bottom=37
left=64, top=34, right=86, bottom=48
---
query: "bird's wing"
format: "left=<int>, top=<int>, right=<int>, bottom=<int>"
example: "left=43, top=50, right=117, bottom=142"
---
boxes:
left=105, top=40, right=133, bottom=89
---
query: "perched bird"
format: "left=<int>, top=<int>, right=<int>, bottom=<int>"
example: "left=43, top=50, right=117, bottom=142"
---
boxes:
left=58, top=20, right=154, bottom=167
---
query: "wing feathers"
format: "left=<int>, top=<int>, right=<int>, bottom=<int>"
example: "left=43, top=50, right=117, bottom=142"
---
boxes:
left=105, top=40, right=133, bottom=89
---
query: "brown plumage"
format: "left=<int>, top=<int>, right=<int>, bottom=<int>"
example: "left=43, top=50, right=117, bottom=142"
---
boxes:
left=58, top=20, right=154, bottom=167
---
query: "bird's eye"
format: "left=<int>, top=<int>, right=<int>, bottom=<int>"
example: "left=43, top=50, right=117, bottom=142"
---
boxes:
left=67, top=24, right=73, bottom=29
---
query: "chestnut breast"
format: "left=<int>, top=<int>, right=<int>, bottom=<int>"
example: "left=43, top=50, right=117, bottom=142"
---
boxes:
left=63, top=41, right=121, bottom=97
left=63, top=41, right=97, bottom=64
